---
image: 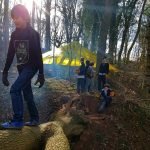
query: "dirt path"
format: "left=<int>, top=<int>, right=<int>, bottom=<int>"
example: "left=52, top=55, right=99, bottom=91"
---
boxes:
left=0, top=73, right=150, bottom=150
left=71, top=92, right=150, bottom=150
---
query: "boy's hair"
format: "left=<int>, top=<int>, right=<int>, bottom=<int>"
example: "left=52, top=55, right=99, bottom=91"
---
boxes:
left=90, top=61, right=94, bottom=66
left=86, top=60, right=90, bottom=65
left=80, top=57, right=84, bottom=62
left=11, top=4, right=30, bottom=23
left=104, top=83, right=110, bottom=88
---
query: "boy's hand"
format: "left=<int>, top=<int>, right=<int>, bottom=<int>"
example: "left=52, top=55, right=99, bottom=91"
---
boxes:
left=2, top=72, right=9, bottom=86
left=35, top=74, right=45, bottom=88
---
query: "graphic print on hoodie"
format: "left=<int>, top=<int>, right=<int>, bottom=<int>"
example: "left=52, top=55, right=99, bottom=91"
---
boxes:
left=14, top=40, right=29, bottom=65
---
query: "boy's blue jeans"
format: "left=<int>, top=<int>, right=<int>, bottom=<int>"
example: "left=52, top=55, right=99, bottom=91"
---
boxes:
left=77, top=78, right=85, bottom=93
left=10, top=66, right=39, bottom=122
left=85, top=78, right=92, bottom=92
left=98, top=96, right=112, bottom=112
left=98, top=75, right=106, bottom=91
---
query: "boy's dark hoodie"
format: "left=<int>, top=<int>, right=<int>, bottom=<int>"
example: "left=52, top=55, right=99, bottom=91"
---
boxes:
left=3, top=25, right=43, bottom=75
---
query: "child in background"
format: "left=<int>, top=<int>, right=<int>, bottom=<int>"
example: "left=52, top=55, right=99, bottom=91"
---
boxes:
left=98, top=84, right=113, bottom=113
left=85, top=61, right=95, bottom=93
left=89, top=61, right=95, bottom=92
left=1, top=4, right=44, bottom=129
left=85, top=60, right=90, bottom=93
left=76, top=57, right=86, bottom=94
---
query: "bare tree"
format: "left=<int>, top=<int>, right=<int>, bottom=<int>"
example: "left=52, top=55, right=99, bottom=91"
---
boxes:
left=45, top=0, right=51, bottom=50
left=90, top=0, right=101, bottom=52
left=118, top=0, right=138, bottom=64
left=108, top=0, right=120, bottom=63
left=36, top=0, right=45, bottom=40
left=58, top=0, right=81, bottom=43
left=3, top=0, right=9, bottom=60
left=31, top=0, right=35, bottom=28
left=0, top=0, right=4, bottom=56
left=146, top=22, right=150, bottom=76
left=127, top=0, right=147, bottom=62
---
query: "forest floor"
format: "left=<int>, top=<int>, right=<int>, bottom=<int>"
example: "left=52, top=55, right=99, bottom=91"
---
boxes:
left=0, top=68, right=150, bottom=150
left=71, top=93, right=150, bottom=150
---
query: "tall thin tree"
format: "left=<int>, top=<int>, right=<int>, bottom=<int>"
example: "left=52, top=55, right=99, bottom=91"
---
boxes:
left=45, top=0, right=51, bottom=51
left=32, top=0, right=35, bottom=28
left=3, top=0, right=9, bottom=60
left=96, top=0, right=113, bottom=72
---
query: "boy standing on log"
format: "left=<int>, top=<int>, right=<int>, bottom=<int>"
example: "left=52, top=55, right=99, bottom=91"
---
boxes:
left=98, top=57, right=109, bottom=91
left=1, top=4, right=45, bottom=129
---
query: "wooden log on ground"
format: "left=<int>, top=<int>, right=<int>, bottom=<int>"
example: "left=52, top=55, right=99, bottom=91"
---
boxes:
left=0, top=121, right=70, bottom=150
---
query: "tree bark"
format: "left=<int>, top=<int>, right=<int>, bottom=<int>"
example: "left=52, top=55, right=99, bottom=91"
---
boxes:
left=124, top=31, right=129, bottom=62
left=45, top=0, right=51, bottom=51
left=142, top=18, right=150, bottom=98
left=108, top=0, right=119, bottom=64
left=0, top=0, right=3, bottom=53
left=96, top=0, right=112, bottom=72
left=146, top=20, right=150, bottom=76
left=32, top=1, right=35, bottom=28
left=91, top=11, right=99, bottom=52
left=3, top=0, right=9, bottom=60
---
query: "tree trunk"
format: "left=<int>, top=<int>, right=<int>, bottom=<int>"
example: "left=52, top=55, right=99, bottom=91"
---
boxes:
left=83, top=37, right=89, bottom=48
left=118, top=20, right=129, bottom=64
left=31, top=1, right=35, bottom=28
left=124, top=31, right=129, bottom=63
left=36, top=1, right=43, bottom=38
left=108, top=0, right=119, bottom=64
left=146, top=20, right=150, bottom=76
left=3, top=0, right=9, bottom=61
left=90, top=11, right=99, bottom=52
left=0, top=0, right=3, bottom=53
left=96, top=0, right=112, bottom=72
left=142, top=18, right=150, bottom=98
left=45, top=0, right=51, bottom=51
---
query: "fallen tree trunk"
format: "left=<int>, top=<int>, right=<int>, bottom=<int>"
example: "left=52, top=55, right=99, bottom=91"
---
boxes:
left=0, top=121, right=70, bottom=150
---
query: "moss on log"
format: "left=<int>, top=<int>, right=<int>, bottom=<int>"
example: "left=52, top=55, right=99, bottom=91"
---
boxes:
left=41, top=122, right=70, bottom=150
left=0, top=121, right=70, bottom=150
